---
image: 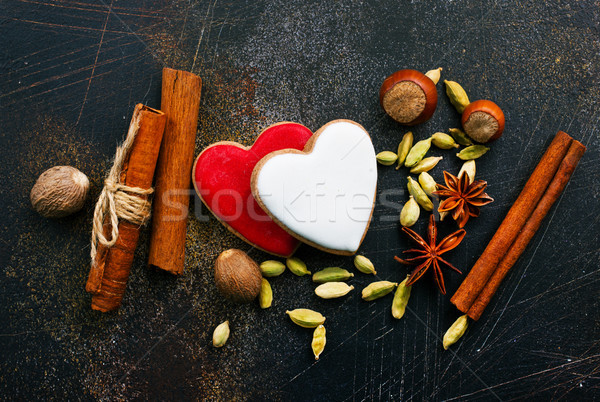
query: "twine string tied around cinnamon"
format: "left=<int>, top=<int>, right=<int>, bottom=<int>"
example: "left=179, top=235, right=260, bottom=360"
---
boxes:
left=90, top=114, right=154, bottom=264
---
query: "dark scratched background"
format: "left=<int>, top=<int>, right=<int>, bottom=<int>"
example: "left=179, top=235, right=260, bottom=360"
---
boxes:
left=1, top=0, right=599, bottom=400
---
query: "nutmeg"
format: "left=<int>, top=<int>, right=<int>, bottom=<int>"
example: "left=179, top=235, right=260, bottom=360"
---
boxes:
left=461, top=100, right=505, bottom=143
left=30, top=166, right=90, bottom=218
left=379, top=69, right=438, bottom=126
left=214, top=249, right=262, bottom=303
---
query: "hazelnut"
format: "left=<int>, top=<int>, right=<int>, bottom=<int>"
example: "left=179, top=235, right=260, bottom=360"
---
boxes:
left=30, top=166, right=90, bottom=218
left=214, top=249, right=262, bottom=303
left=461, top=100, right=505, bottom=143
left=379, top=69, right=438, bottom=126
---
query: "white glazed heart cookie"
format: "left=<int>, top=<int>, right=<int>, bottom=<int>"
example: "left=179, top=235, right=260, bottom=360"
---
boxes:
left=251, top=119, right=377, bottom=255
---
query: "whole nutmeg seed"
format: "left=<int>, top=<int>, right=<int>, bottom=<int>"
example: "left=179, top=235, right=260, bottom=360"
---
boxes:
left=214, top=249, right=262, bottom=303
left=461, top=100, right=505, bottom=143
left=30, top=165, right=90, bottom=218
left=379, top=69, right=438, bottom=126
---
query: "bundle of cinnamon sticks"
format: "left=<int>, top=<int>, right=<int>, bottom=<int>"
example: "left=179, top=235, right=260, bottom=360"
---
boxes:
left=86, top=68, right=201, bottom=312
left=451, top=131, right=586, bottom=320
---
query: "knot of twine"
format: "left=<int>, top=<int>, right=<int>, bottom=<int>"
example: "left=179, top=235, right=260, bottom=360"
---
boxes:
left=90, top=114, right=154, bottom=264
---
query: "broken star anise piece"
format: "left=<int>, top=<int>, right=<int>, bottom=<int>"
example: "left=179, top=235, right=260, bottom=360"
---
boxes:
left=394, top=214, right=466, bottom=294
left=434, top=170, right=494, bottom=228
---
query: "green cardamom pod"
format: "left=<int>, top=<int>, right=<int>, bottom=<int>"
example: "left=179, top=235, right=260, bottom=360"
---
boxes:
left=361, top=281, right=398, bottom=301
left=286, top=308, right=326, bottom=328
left=354, top=255, right=376, bottom=275
left=400, top=196, right=420, bottom=227
left=404, top=137, right=432, bottom=168
left=396, top=131, right=414, bottom=170
left=312, top=267, right=354, bottom=283
left=418, top=172, right=437, bottom=196
left=443, top=314, right=469, bottom=350
left=424, top=67, right=442, bottom=85
left=407, top=177, right=433, bottom=211
left=448, top=128, right=473, bottom=146
left=311, top=325, right=326, bottom=360
left=458, top=159, right=476, bottom=184
left=456, top=145, right=490, bottom=160
left=391, top=275, right=412, bottom=319
left=409, top=156, right=443, bottom=174
left=376, top=151, right=398, bottom=166
left=258, top=278, right=273, bottom=309
left=286, top=257, right=311, bottom=276
left=212, top=320, right=230, bottom=348
left=260, top=260, right=286, bottom=277
left=444, top=80, right=470, bottom=113
left=431, top=132, right=459, bottom=149
left=315, top=282, right=354, bottom=299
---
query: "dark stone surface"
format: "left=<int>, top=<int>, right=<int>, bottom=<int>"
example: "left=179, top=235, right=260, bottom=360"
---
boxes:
left=1, top=0, right=598, bottom=400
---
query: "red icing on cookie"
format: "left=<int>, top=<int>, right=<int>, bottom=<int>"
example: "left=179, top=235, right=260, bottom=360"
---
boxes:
left=192, top=122, right=313, bottom=257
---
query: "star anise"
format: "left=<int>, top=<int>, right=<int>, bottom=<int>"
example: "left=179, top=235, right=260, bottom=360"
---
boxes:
left=394, top=214, right=466, bottom=294
left=434, top=171, right=494, bottom=228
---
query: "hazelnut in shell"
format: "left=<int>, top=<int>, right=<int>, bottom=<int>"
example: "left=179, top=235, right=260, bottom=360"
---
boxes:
left=214, top=249, right=262, bottom=303
left=461, top=100, right=505, bottom=143
left=379, top=69, right=438, bottom=126
left=30, top=165, right=90, bottom=218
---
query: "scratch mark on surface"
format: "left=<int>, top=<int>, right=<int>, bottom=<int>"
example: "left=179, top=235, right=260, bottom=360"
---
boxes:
left=445, top=354, right=600, bottom=401
left=192, top=0, right=217, bottom=72
left=515, top=266, right=599, bottom=307
left=17, top=0, right=167, bottom=19
left=7, top=16, right=134, bottom=37
left=141, top=74, right=153, bottom=104
left=435, top=0, right=500, bottom=64
left=405, top=305, right=502, bottom=401
left=177, top=3, right=191, bottom=47
left=517, top=99, right=549, bottom=167
left=211, top=11, right=229, bottom=68
left=75, top=0, right=113, bottom=126
left=110, top=305, right=195, bottom=394
left=0, top=54, right=133, bottom=99
left=98, top=0, right=167, bottom=66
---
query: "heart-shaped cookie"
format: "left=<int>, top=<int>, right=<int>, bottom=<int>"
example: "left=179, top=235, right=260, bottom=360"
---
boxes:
left=251, top=120, right=377, bottom=255
left=192, top=122, right=313, bottom=257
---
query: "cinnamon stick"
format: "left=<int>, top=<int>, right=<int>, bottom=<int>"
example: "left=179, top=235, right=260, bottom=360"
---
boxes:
left=467, top=139, right=585, bottom=320
left=451, top=131, right=573, bottom=313
left=148, top=68, right=202, bottom=275
left=86, top=104, right=166, bottom=312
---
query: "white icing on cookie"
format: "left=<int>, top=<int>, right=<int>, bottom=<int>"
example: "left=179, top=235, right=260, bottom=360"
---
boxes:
left=255, top=120, right=377, bottom=253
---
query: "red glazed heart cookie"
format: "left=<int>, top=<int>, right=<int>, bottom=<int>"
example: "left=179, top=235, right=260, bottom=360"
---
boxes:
left=192, top=122, right=313, bottom=257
